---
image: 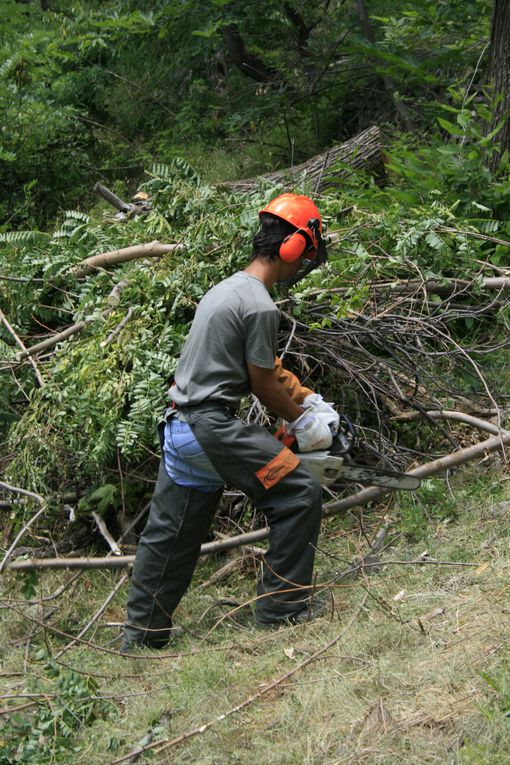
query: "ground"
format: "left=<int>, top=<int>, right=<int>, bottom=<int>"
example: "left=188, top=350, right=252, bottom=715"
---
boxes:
left=0, top=467, right=509, bottom=764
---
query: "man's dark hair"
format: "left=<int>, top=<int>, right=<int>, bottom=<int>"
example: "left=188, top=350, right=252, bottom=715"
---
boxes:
left=251, top=213, right=297, bottom=262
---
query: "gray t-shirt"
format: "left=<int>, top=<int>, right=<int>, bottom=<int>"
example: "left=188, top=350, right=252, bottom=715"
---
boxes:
left=169, top=272, right=279, bottom=408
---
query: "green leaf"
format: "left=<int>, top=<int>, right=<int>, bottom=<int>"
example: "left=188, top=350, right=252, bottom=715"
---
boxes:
left=437, top=117, right=465, bottom=136
left=20, top=570, right=38, bottom=599
left=474, top=103, right=493, bottom=122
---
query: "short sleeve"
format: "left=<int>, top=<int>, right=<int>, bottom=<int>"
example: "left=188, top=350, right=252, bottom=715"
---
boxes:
left=244, top=309, right=279, bottom=368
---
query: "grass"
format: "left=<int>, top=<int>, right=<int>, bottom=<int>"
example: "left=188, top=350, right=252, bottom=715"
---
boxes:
left=1, top=468, right=509, bottom=764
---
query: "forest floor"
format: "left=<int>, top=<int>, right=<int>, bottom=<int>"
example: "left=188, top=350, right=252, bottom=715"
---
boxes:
left=1, top=467, right=509, bottom=764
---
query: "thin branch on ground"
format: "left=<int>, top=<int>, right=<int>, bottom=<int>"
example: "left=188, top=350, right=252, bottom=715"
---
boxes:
left=52, top=572, right=129, bottom=659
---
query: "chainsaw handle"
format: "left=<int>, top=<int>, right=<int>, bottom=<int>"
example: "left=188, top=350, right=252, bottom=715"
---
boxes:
left=275, top=413, right=356, bottom=454
left=274, top=424, right=296, bottom=448
left=332, top=414, right=356, bottom=455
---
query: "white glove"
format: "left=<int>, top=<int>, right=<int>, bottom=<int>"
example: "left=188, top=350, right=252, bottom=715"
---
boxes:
left=286, top=410, right=333, bottom=452
left=302, top=393, right=340, bottom=435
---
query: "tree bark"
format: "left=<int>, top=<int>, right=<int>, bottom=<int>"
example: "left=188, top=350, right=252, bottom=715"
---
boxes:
left=488, top=0, right=510, bottom=170
left=221, top=126, right=385, bottom=193
left=70, top=241, right=182, bottom=278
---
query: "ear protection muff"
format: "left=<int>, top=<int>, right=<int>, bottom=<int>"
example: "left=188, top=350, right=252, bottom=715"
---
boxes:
left=279, top=231, right=307, bottom=262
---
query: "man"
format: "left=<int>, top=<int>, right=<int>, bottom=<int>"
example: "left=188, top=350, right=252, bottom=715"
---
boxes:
left=121, top=193, right=338, bottom=652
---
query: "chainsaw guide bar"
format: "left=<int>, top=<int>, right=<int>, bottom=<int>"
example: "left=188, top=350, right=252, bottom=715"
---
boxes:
left=296, top=452, right=421, bottom=491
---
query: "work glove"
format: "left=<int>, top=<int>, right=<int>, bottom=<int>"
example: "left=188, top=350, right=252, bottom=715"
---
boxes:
left=285, top=410, right=333, bottom=452
left=302, top=393, right=340, bottom=435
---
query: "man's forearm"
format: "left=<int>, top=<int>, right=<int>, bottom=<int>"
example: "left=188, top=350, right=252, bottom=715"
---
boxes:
left=254, top=379, right=304, bottom=422
left=274, top=357, right=314, bottom=404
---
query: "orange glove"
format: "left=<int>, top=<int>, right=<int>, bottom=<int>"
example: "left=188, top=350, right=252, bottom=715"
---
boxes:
left=274, top=356, right=314, bottom=404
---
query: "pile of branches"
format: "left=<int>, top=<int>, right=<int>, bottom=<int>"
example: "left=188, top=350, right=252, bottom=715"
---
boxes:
left=281, top=271, right=510, bottom=468
left=2, top=237, right=510, bottom=571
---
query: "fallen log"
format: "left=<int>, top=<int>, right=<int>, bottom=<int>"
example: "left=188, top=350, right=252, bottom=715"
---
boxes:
left=221, top=126, right=385, bottom=193
left=4, top=412, right=509, bottom=573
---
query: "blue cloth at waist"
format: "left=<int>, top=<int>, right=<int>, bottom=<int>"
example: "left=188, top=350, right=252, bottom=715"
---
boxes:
left=162, top=416, right=224, bottom=493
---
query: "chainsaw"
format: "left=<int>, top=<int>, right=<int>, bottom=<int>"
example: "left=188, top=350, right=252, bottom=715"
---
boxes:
left=275, top=414, right=420, bottom=491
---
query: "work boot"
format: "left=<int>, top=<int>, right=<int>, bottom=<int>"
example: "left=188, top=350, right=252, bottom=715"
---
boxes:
left=255, top=593, right=330, bottom=630
left=119, top=625, right=183, bottom=654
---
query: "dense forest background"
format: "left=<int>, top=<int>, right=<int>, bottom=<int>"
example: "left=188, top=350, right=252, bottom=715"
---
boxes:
left=1, top=0, right=507, bottom=228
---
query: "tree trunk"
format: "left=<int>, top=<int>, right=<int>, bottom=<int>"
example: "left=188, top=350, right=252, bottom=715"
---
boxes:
left=355, top=0, right=414, bottom=132
left=220, top=126, right=385, bottom=193
left=221, top=24, right=280, bottom=83
left=488, top=0, right=510, bottom=170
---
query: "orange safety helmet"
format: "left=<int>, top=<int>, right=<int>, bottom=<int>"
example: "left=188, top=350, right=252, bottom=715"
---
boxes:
left=259, top=193, right=323, bottom=263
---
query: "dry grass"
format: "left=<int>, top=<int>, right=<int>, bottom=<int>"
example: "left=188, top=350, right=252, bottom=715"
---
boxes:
left=1, top=472, right=509, bottom=764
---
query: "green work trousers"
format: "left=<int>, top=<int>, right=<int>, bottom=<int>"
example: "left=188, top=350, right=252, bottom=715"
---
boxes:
left=123, top=403, right=322, bottom=647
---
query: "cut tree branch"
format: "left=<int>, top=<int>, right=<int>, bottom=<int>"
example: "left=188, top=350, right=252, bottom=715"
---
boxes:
left=17, top=279, right=129, bottom=360
left=69, top=241, right=182, bottom=278
left=221, top=126, right=385, bottom=193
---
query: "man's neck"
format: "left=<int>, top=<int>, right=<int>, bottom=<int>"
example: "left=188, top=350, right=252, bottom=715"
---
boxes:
left=243, top=259, right=280, bottom=290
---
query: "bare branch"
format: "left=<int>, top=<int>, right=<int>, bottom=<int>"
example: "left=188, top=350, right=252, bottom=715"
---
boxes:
left=0, top=483, right=46, bottom=574
left=92, top=512, right=122, bottom=556
left=70, top=241, right=182, bottom=278
left=0, top=309, right=45, bottom=386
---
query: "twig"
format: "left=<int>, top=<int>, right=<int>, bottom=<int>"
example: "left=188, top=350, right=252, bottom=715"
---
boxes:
left=0, top=309, right=45, bottom=386
left=92, top=512, right=122, bottom=556
left=436, top=226, right=510, bottom=249
left=198, top=546, right=264, bottom=589
left=334, top=557, right=480, bottom=581
left=123, top=710, right=173, bottom=765
left=101, top=306, right=134, bottom=347
left=116, top=500, right=151, bottom=545
left=53, top=573, right=128, bottom=659
left=0, top=483, right=46, bottom=574
left=104, top=69, right=177, bottom=118
left=17, top=280, right=129, bottom=359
